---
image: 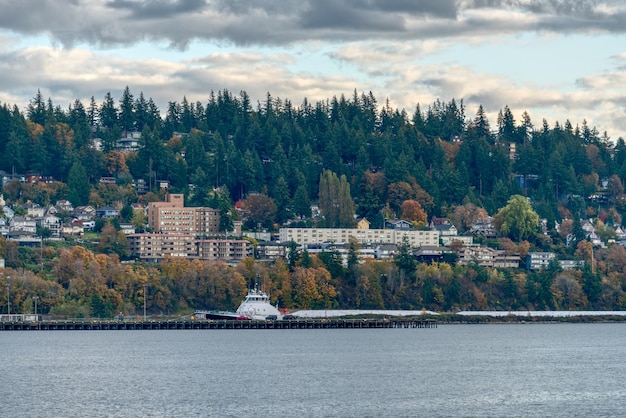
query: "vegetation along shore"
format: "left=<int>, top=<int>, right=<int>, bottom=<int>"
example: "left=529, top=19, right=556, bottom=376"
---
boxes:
left=1, top=88, right=626, bottom=319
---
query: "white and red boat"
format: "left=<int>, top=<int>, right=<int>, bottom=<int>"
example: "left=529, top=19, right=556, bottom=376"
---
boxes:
left=193, top=285, right=284, bottom=320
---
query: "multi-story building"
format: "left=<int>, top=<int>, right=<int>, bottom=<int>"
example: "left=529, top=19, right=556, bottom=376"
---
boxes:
left=127, top=233, right=252, bottom=263
left=127, top=233, right=196, bottom=261
left=147, top=194, right=220, bottom=235
left=278, top=227, right=439, bottom=248
left=457, top=246, right=520, bottom=268
left=196, top=239, right=253, bottom=262
left=194, top=207, right=220, bottom=236
left=526, top=252, right=556, bottom=270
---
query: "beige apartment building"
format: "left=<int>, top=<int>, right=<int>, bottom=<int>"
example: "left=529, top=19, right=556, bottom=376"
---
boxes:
left=196, top=239, right=253, bottom=261
left=128, top=233, right=196, bottom=261
left=278, top=227, right=440, bottom=247
left=147, top=194, right=219, bottom=235
left=128, top=233, right=253, bottom=262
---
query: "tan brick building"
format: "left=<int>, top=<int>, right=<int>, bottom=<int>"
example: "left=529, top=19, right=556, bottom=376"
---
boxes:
left=128, top=233, right=253, bottom=262
left=147, top=194, right=220, bottom=235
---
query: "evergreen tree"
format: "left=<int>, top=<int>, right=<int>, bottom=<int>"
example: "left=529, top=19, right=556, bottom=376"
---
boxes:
left=318, top=170, right=355, bottom=228
left=67, top=161, right=91, bottom=206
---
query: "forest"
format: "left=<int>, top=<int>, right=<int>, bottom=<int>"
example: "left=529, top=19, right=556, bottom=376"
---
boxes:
left=2, top=87, right=626, bottom=317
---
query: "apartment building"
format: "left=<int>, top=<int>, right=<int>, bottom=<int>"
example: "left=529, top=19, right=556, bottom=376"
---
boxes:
left=128, top=233, right=252, bottom=262
left=147, top=194, right=220, bottom=235
left=278, top=227, right=439, bottom=248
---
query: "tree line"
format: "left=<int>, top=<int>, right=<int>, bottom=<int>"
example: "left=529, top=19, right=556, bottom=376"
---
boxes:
left=2, top=87, right=626, bottom=314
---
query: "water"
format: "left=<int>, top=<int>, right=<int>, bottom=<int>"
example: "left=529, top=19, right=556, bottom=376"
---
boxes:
left=2, top=324, right=626, bottom=417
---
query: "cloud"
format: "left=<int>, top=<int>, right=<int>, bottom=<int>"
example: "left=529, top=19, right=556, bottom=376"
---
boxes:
left=107, top=0, right=208, bottom=20
left=1, top=0, right=626, bottom=48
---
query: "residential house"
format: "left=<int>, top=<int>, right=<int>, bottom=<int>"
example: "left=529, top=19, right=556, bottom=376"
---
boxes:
left=257, top=242, right=288, bottom=261
left=3, top=206, right=14, bottom=219
left=440, top=235, right=473, bottom=247
left=73, top=205, right=96, bottom=221
left=10, top=216, right=37, bottom=234
left=526, top=252, right=556, bottom=270
left=559, top=260, right=585, bottom=270
left=55, top=200, right=74, bottom=213
left=38, top=214, right=61, bottom=238
left=374, top=243, right=398, bottom=260
left=0, top=218, right=8, bottom=236
left=96, top=205, right=119, bottom=218
left=25, top=202, right=45, bottom=218
left=471, top=217, right=498, bottom=238
left=116, top=131, right=141, bottom=152
left=432, top=223, right=458, bottom=237
left=457, top=246, right=520, bottom=268
left=385, top=220, right=413, bottom=230
left=61, top=219, right=85, bottom=236
left=119, top=223, right=136, bottom=235
left=356, top=218, right=370, bottom=229
left=8, top=216, right=39, bottom=242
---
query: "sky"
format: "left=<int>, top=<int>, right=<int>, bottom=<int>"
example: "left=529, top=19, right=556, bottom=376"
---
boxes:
left=1, top=0, right=626, bottom=139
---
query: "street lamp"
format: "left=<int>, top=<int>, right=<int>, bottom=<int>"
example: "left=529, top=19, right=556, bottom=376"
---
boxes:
left=32, top=296, right=39, bottom=316
left=143, top=284, right=148, bottom=321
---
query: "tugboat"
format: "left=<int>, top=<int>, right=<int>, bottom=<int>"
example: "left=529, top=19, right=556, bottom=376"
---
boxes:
left=193, top=285, right=284, bottom=321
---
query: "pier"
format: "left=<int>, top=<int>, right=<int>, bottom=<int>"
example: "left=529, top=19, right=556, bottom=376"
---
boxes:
left=0, top=317, right=437, bottom=331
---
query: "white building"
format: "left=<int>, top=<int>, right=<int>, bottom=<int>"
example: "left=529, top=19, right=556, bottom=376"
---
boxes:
left=279, top=227, right=439, bottom=248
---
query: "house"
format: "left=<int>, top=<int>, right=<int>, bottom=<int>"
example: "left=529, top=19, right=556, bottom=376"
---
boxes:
left=385, top=220, right=412, bottom=230
left=414, top=246, right=446, bottom=263
left=471, top=217, right=498, bottom=238
left=116, top=131, right=141, bottom=152
left=526, top=252, right=556, bottom=270
left=95, top=205, right=119, bottom=218
left=257, top=242, right=288, bottom=260
left=0, top=218, right=8, bottom=236
left=25, top=202, right=45, bottom=218
left=432, top=223, right=458, bottom=237
left=356, top=218, right=370, bottom=230
left=55, top=200, right=74, bottom=213
left=3, top=206, right=14, bottom=219
left=119, top=223, right=136, bottom=235
left=38, top=214, right=61, bottom=238
left=559, top=260, right=585, bottom=270
left=429, top=217, right=449, bottom=228
left=10, top=216, right=37, bottom=234
left=73, top=205, right=96, bottom=221
left=61, top=219, right=85, bottom=236
left=457, top=246, right=520, bottom=268
left=440, top=235, right=473, bottom=247
left=374, top=243, right=397, bottom=260
left=99, top=177, right=116, bottom=185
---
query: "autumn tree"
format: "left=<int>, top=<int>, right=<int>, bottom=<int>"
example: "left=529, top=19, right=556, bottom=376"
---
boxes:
left=98, top=222, right=129, bottom=258
left=241, top=193, right=276, bottom=230
left=401, top=200, right=427, bottom=228
left=452, top=202, right=488, bottom=233
left=493, top=195, right=539, bottom=241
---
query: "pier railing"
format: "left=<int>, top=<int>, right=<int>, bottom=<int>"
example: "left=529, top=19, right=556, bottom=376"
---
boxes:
left=0, top=317, right=437, bottom=331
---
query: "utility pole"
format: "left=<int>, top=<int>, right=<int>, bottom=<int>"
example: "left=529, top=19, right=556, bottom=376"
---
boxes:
left=143, top=284, right=148, bottom=320
left=6, top=276, right=10, bottom=315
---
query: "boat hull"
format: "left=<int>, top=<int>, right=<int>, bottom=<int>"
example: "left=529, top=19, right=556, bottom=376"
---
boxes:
left=193, top=311, right=240, bottom=320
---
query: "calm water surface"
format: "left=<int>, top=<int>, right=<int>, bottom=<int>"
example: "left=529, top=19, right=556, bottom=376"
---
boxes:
left=2, top=324, right=625, bottom=417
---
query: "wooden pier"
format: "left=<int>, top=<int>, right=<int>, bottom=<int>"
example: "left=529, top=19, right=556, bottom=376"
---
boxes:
left=0, top=317, right=437, bottom=331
